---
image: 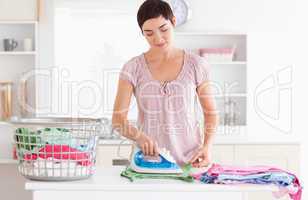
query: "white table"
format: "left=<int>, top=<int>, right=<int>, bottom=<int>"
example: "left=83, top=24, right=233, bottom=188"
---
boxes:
left=25, top=166, right=280, bottom=200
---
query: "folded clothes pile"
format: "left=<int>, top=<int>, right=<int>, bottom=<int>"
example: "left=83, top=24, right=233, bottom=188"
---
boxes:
left=191, top=163, right=302, bottom=200
left=121, top=166, right=194, bottom=182
left=121, top=163, right=302, bottom=200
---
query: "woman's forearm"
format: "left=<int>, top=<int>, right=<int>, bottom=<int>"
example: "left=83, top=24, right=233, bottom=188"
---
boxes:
left=203, top=111, right=219, bottom=149
left=111, top=115, right=142, bottom=141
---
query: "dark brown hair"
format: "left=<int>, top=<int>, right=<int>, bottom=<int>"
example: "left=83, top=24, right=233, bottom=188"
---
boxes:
left=137, top=0, right=175, bottom=30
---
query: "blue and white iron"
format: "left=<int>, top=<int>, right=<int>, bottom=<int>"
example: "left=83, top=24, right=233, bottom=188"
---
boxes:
left=130, top=145, right=183, bottom=174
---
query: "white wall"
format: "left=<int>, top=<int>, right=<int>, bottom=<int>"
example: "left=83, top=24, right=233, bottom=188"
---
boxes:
left=37, top=0, right=146, bottom=119
left=178, top=0, right=296, bottom=33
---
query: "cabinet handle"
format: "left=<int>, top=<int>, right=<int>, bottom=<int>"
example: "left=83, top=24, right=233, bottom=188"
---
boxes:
left=112, top=159, right=130, bottom=166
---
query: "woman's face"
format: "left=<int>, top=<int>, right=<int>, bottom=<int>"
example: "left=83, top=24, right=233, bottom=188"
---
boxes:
left=142, top=15, right=176, bottom=51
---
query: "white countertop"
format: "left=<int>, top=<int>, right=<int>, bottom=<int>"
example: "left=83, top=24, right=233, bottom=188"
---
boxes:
left=25, top=166, right=279, bottom=192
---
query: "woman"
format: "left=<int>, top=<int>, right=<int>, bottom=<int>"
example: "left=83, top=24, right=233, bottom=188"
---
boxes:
left=112, top=0, right=218, bottom=167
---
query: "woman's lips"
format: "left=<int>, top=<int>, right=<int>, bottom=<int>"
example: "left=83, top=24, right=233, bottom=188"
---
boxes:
left=156, top=43, right=166, bottom=47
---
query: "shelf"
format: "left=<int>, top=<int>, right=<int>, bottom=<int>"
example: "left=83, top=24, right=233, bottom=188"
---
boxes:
left=175, top=31, right=246, bottom=36
left=0, top=20, right=38, bottom=25
left=208, top=61, right=246, bottom=65
left=0, top=51, right=37, bottom=55
left=216, top=125, right=247, bottom=134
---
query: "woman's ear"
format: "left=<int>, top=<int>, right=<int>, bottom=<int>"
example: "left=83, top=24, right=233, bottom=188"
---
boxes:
left=171, top=16, right=176, bottom=26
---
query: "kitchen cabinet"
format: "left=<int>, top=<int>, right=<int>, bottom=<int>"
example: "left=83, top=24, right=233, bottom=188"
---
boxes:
left=0, top=123, right=15, bottom=161
left=0, top=21, right=38, bottom=117
left=0, top=164, right=32, bottom=200
left=0, top=0, right=38, bottom=20
left=211, top=144, right=234, bottom=165
left=174, top=32, right=247, bottom=130
left=234, top=145, right=300, bottom=173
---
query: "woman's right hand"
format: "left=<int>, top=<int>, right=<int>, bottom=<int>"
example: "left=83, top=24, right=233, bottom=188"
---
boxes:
left=135, top=133, right=158, bottom=156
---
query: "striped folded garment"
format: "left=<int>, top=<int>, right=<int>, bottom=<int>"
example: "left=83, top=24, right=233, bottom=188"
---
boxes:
left=191, top=163, right=302, bottom=200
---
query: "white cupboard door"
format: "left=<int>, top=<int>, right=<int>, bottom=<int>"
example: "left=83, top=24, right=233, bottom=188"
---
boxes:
left=96, top=145, right=132, bottom=167
left=234, top=145, right=300, bottom=174
left=0, top=0, right=37, bottom=20
left=212, top=145, right=235, bottom=165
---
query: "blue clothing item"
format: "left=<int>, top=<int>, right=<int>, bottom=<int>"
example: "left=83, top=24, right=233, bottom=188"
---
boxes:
left=199, top=172, right=294, bottom=188
left=216, top=172, right=294, bottom=187
left=39, top=128, right=76, bottom=146
left=199, top=173, right=216, bottom=184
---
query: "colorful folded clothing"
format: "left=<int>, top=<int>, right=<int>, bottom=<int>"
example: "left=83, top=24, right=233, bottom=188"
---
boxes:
left=192, top=163, right=302, bottom=200
left=121, top=166, right=194, bottom=183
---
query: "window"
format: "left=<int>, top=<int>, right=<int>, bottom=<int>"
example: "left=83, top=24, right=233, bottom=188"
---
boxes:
left=39, top=0, right=145, bottom=118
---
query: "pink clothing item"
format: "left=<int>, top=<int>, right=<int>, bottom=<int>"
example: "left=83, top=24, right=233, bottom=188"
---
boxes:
left=191, top=163, right=302, bottom=200
left=207, top=163, right=290, bottom=176
left=24, top=144, right=92, bottom=166
left=119, top=50, right=210, bottom=165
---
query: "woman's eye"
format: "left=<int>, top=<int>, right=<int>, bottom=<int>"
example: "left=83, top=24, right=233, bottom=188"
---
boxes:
left=144, top=31, right=153, bottom=37
left=161, top=29, right=168, bottom=32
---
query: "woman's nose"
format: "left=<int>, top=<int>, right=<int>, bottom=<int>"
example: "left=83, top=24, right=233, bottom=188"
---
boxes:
left=153, top=32, right=164, bottom=44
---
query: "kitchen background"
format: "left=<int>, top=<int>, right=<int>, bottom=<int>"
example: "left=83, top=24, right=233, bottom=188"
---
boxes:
left=0, top=0, right=306, bottom=200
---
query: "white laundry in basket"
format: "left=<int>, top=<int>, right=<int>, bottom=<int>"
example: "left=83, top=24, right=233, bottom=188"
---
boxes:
left=22, top=158, right=90, bottom=177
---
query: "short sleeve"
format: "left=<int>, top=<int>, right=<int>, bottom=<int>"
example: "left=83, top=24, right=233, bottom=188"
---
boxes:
left=193, top=56, right=210, bottom=87
left=119, top=58, right=138, bottom=88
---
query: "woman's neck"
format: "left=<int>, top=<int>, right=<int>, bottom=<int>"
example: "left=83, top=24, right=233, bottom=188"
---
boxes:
left=146, top=46, right=180, bottom=61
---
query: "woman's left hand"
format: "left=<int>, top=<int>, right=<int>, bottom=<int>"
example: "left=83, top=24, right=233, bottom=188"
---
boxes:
left=189, top=146, right=212, bottom=168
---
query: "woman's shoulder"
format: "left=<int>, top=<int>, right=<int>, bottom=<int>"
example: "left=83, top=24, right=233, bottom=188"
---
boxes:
left=184, top=50, right=210, bottom=85
left=120, top=54, right=146, bottom=84
left=121, top=54, right=145, bottom=73
left=185, top=50, right=207, bottom=66
left=123, top=54, right=143, bottom=68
